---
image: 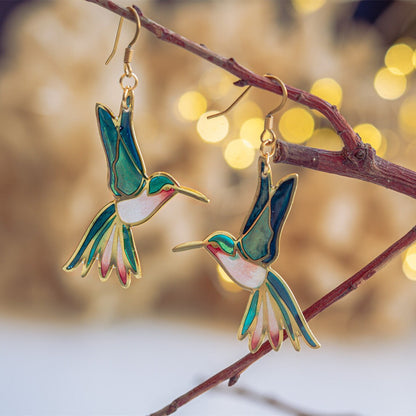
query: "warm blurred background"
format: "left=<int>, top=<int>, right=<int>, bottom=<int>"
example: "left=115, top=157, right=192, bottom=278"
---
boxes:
left=1, top=0, right=416, bottom=414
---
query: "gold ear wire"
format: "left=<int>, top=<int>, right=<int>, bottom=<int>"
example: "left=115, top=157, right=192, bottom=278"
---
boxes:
left=105, top=6, right=141, bottom=66
left=263, top=74, right=287, bottom=117
left=207, top=74, right=287, bottom=119
left=207, top=85, right=252, bottom=119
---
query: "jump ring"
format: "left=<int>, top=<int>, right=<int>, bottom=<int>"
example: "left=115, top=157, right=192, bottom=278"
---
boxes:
left=120, top=72, right=138, bottom=91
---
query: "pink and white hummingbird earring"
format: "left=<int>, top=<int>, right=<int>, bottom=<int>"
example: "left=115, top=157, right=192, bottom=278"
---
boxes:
left=64, top=7, right=209, bottom=288
left=174, top=75, right=320, bottom=353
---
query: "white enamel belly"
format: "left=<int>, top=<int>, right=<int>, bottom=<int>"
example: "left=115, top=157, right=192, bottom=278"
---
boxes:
left=116, top=190, right=166, bottom=225
left=216, top=251, right=266, bottom=289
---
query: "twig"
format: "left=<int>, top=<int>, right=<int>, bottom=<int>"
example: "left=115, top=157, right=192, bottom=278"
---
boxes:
left=215, top=384, right=360, bottom=416
left=86, top=0, right=416, bottom=199
left=149, top=225, right=416, bottom=416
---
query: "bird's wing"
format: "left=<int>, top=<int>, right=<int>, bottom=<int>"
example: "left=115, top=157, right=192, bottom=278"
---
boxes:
left=239, top=162, right=297, bottom=265
left=96, top=91, right=147, bottom=198
left=240, top=156, right=271, bottom=235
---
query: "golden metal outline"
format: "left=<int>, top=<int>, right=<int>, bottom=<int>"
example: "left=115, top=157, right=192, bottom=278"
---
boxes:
left=105, top=6, right=141, bottom=66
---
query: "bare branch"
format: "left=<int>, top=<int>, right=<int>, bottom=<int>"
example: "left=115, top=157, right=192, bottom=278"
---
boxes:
left=275, top=141, right=416, bottom=199
left=83, top=2, right=416, bottom=414
left=215, top=384, right=360, bottom=416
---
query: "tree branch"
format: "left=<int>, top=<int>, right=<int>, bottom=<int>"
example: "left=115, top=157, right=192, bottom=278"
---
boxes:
left=275, top=141, right=416, bottom=198
left=215, top=384, right=360, bottom=416
left=86, top=0, right=416, bottom=200
left=83, top=1, right=416, bottom=414
left=150, top=225, right=416, bottom=416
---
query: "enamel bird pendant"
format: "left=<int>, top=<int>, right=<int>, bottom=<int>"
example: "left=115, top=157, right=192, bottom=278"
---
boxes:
left=174, top=156, right=319, bottom=353
left=64, top=90, right=209, bottom=287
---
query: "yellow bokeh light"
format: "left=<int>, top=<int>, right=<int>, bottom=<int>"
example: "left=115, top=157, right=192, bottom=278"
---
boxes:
left=224, top=139, right=255, bottom=170
left=232, top=101, right=263, bottom=125
left=292, top=0, right=326, bottom=14
left=405, top=253, right=416, bottom=270
left=374, top=67, right=407, bottom=100
left=376, top=134, right=387, bottom=158
left=307, top=128, right=343, bottom=151
left=240, top=117, right=264, bottom=148
left=402, top=261, right=416, bottom=281
left=403, top=244, right=416, bottom=281
left=354, top=123, right=382, bottom=152
left=310, top=78, right=343, bottom=108
left=217, top=265, right=242, bottom=292
left=385, top=43, right=414, bottom=75
left=399, top=97, right=416, bottom=136
left=197, top=111, right=229, bottom=143
left=177, top=91, right=207, bottom=121
left=199, top=69, right=233, bottom=99
left=279, top=107, right=315, bottom=144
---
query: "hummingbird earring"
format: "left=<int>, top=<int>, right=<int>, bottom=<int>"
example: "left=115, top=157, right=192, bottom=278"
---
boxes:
left=64, top=7, right=209, bottom=288
left=174, top=75, right=320, bottom=353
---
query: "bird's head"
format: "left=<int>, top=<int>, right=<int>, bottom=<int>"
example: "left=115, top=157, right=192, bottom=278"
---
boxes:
left=172, top=231, right=237, bottom=259
left=148, top=173, right=209, bottom=203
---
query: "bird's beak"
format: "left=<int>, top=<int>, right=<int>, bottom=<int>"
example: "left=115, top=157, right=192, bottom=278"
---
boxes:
left=172, top=240, right=206, bottom=252
left=174, top=186, right=209, bottom=203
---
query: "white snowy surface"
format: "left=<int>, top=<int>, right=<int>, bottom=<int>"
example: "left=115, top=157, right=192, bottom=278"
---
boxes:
left=0, top=317, right=415, bottom=416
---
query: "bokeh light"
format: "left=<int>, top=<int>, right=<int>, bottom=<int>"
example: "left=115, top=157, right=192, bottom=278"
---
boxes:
left=403, top=244, right=416, bottom=281
left=240, top=117, right=264, bottom=148
left=307, top=128, right=343, bottom=151
left=310, top=78, right=343, bottom=108
left=279, top=107, right=315, bottom=144
left=399, top=97, right=416, bottom=136
left=199, top=69, right=233, bottom=100
left=197, top=111, right=229, bottom=143
left=376, top=135, right=387, bottom=158
left=354, top=123, right=385, bottom=155
left=385, top=43, right=414, bottom=75
left=232, top=101, right=263, bottom=125
left=292, top=0, right=326, bottom=14
left=216, top=265, right=241, bottom=292
left=374, top=67, right=407, bottom=100
left=177, top=91, right=207, bottom=121
left=224, top=139, right=255, bottom=169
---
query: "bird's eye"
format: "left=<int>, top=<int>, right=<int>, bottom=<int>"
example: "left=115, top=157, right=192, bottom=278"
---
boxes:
left=162, top=185, right=173, bottom=192
left=210, top=242, right=220, bottom=249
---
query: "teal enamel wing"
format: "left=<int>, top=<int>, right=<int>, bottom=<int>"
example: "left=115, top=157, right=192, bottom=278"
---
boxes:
left=238, top=157, right=295, bottom=264
left=96, top=92, right=147, bottom=198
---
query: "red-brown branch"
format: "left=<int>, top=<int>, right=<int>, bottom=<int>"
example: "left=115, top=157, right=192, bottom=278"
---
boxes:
left=150, top=225, right=416, bottom=416
left=83, top=2, right=416, bottom=415
left=275, top=141, right=416, bottom=198
left=86, top=0, right=416, bottom=199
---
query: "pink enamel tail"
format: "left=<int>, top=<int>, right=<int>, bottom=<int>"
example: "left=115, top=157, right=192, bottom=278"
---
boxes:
left=238, top=285, right=284, bottom=353
left=99, top=220, right=141, bottom=287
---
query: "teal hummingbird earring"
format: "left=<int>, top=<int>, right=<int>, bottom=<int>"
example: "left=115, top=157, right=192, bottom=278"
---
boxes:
left=174, top=75, right=320, bottom=353
left=64, top=7, right=209, bottom=288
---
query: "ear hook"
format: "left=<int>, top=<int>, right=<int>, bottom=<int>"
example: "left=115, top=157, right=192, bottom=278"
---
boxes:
left=105, top=6, right=141, bottom=65
left=263, top=74, right=288, bottom=116
left=207, top=74, right=287, bottom=119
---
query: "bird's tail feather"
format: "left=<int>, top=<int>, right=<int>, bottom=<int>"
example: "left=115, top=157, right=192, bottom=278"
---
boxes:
left=238, top=272, right=320, bottom=353
left=63, top=202, right=140, bottom=287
